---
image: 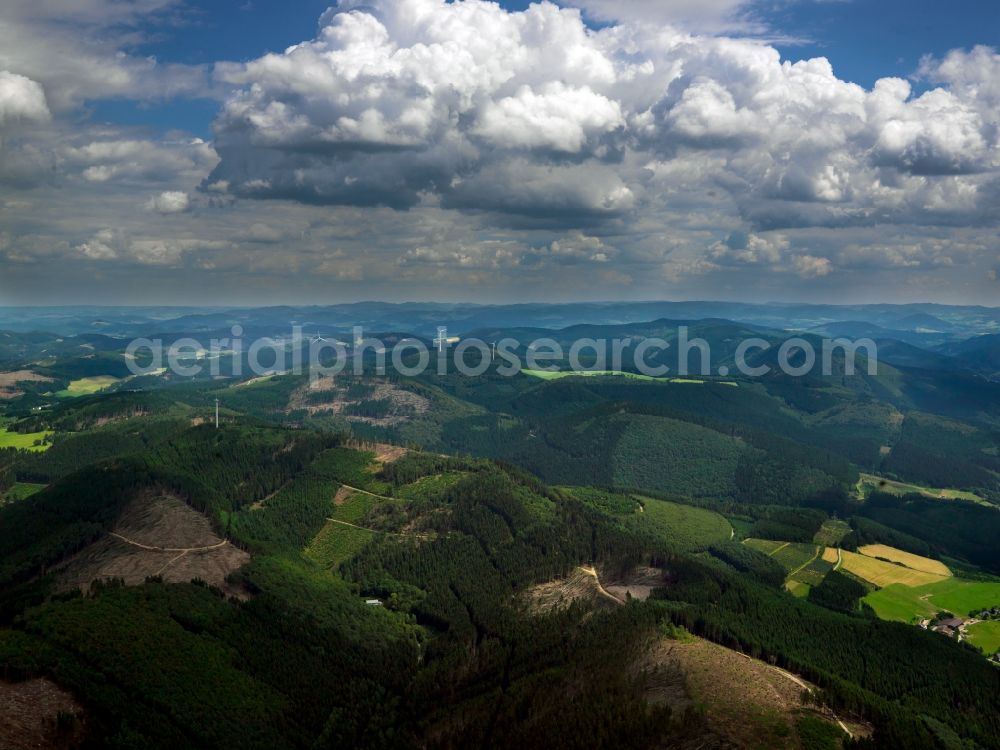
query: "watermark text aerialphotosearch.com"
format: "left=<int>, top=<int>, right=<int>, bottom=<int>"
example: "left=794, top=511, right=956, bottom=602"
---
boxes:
left=125, top=326, right=879, bottom=381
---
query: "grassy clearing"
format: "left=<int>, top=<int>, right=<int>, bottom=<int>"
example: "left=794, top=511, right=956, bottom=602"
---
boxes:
left=2, top=482, right=46, bottom=503
left=929, top=581, right=1000, bottom=615
left=311, top=447, right=393, bottom=496
left=771, top=543, right=820, bottom=574
left=395, top=472, right=467, bottom=503
left=743, top=538, right=785, bottom=555
left=54, top=376, right=120, bottom=398
left=727, top=516, right=755, bottom=540
left=785, top=580, right=811, bottom=597
left=305, top=522, right=375, bottom=569
left=857, top=544, right=951, bottom=576
left=330, top=490, right=378, bottom=524
left=865, top=578, right=1000, bottom=622
left=0, top=427, right=53, bottom=452
left=864, top=584, right=939, bottom=622
left=745, top=539, right=832, bottom=586
left=522, top=369, right=738, bottom=386
left=789, top=556, right=835, bottom=586
left=630, top=496, right=732, bottom=551
left=965, top=621, right=1000, bottom=656
left=856, top=472, right=987, bottom=505
left=813, top=519, right=851, bottom=546
left=839, top=550, right=948, bottom=588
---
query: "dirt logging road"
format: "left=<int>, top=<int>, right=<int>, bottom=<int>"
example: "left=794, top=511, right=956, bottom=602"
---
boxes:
left=107, top=531, right=230, bottom=554
left=586, top=564, right=855, bottom=739
left=579, top=565, right=626, bottom=606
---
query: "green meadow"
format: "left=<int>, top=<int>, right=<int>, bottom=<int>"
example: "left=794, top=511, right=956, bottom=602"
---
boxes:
left=856, top=473, right=987, bottom=505
left=4, top=482, right=46, bottom=501
left=54, top=375, right=120, bottom=398
left=522, top=369, right=737, bottom=386
left=0, top=427, right=53, bottom=452
left=865, top=578, right=1000, bottom=622
left=965, top=621, right=1000, bottom=656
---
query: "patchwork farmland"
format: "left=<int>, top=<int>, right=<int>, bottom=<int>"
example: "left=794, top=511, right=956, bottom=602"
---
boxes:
left=856, top=544, right=952, bottom=576
left=838, top=550, right=949, bottom=588
left=742, top=537, right=965, bottom=602
left=743, top=539, right=834, bottom=595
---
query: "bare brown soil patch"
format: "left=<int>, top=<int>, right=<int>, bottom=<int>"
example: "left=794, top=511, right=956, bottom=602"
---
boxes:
left=56, top=490, right=249, bottom=595
left=288, top=378, right=429, bottom=426
left=0, top=370, right=53, bottom=399
left=235, top=374, right=278, bottom=387
left=333, top=486, right=356, bottom=506
left=647, top=637, right=870, bottom=748
left=526, top=565, right=666, bottom=613
left=372, top=443, right=408, bottom=465
left=603, top=566, right=667, bottom=602
left=0, top=677, right=84, bottom=749
left=360, top=383, right=430, bottom=425
left=92, top=409, right=148, bottom=428
left=344, top=440, right=409, bottom=467
left=116, top=490, right=223, bottom=548
left=528, top=566, right=869, bottom=748
left=526, top=568, right=621, bottom=614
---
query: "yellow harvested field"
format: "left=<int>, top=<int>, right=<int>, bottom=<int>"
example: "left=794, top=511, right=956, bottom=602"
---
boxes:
left=839, top=550, right=949, bottom=588
left=857, top=544, right=951, bottom=576
left=821, top=547, right=840, bottom=564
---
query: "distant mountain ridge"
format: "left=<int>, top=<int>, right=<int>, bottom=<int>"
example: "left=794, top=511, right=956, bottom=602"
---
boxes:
left=2, top=300, right=999, bottom=339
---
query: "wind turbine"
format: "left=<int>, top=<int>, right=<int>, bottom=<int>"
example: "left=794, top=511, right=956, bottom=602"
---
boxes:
left=434, top=326, right=449, bottom=353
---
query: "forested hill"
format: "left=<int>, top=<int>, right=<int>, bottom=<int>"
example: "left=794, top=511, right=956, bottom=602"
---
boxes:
left=2, top=311, right=1000, bottom=748
left=0, top=421, right=999, bottom=748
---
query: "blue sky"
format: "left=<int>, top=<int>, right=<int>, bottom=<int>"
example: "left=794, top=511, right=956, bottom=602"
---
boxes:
left=769, top=0, right=1000, bottom=86
left=93, top=0, right=1000, bottom=138
left=1, top=0, right=999, bottom=305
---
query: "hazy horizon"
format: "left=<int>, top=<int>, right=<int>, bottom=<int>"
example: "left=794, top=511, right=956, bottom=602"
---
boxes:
left=3, top=298, right=1000, bottom=311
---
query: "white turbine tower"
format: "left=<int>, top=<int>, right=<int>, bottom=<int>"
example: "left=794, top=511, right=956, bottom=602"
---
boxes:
left=434, top=326, right=449, bottom=353
left=215, top=398, right=220, bottom=429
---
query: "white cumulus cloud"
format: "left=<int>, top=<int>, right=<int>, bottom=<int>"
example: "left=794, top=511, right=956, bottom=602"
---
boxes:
left=4, top=0, right=1000, bottom=303
left=146, top=191, right=190, bottom=214
left=207, top=0, right=1000, bottom=238
left=0, top=70, right=49, bottom=126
